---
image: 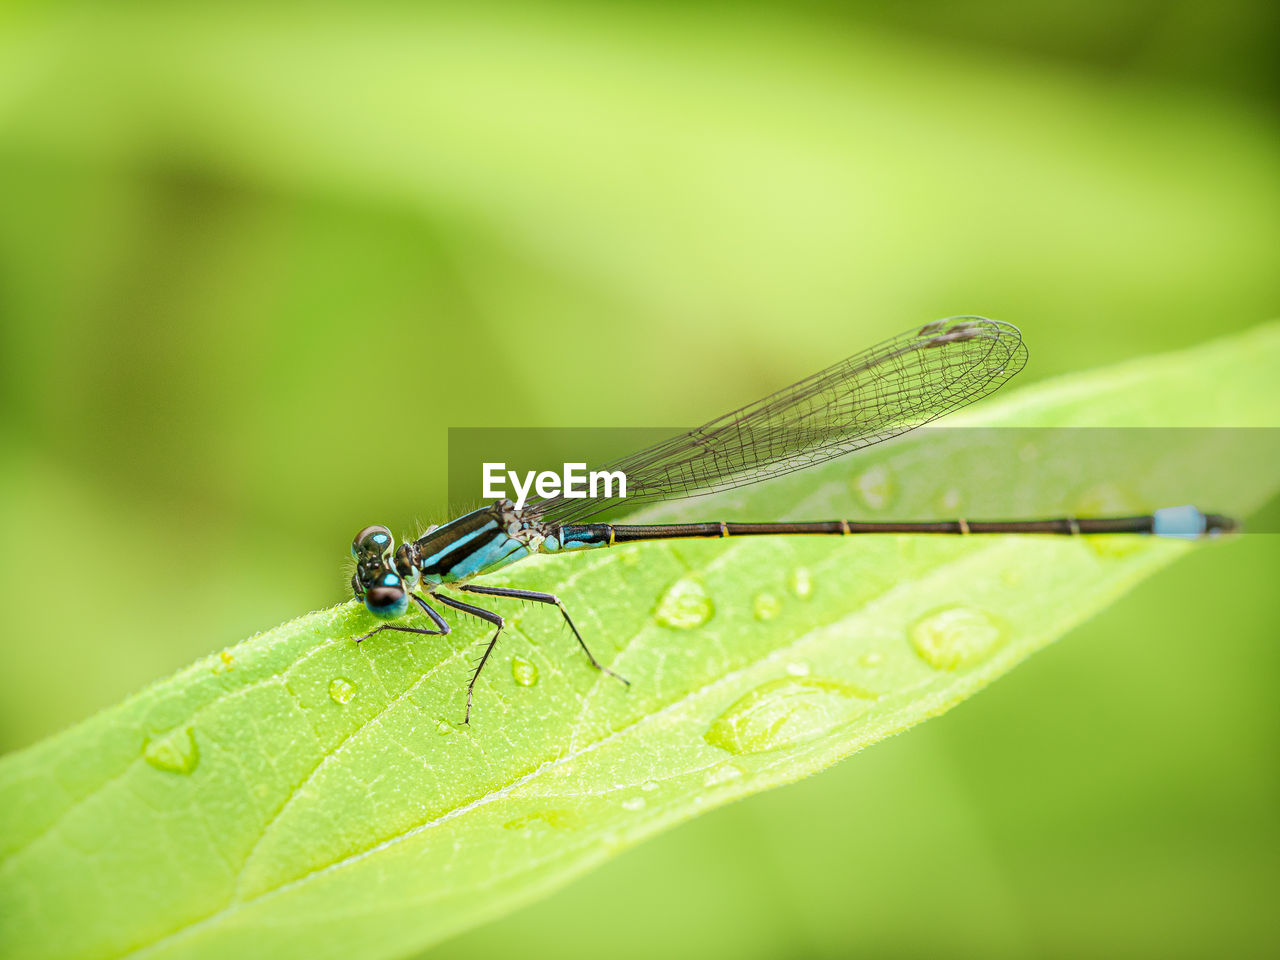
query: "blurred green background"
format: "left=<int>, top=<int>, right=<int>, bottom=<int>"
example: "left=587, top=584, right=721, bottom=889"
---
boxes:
left=1, top=1, right=1277, bottom=957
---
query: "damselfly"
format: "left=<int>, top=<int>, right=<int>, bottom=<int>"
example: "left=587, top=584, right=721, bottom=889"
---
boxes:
left=349, top=317, right=1235, bottom=721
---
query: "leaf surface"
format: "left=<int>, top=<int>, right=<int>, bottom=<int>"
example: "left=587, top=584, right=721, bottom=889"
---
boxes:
left=2, top=323, right=1277, bottom=960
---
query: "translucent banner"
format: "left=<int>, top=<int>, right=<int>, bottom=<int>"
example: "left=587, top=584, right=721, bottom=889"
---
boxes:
left=447, top=427, right=1280, bottom=531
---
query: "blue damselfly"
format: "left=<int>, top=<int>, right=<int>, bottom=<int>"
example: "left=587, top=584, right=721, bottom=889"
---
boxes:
left=349, top=317, right=1234, bottom=721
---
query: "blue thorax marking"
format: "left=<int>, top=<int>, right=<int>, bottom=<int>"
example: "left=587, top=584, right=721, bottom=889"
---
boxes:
left=411, top=504, right=613, bottom=584
left=414, top=504, right=533, bottom=583
left=419, top=520, right=498, bottom=570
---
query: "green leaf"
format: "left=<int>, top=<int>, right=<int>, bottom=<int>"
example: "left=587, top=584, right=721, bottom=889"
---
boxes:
left=2, top=323, right=1277, bottom=960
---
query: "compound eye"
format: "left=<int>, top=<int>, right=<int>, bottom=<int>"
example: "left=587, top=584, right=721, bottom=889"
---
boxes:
left=352, top=524, right=395, bottom=562
left=364, top=569, right=408, bottom=619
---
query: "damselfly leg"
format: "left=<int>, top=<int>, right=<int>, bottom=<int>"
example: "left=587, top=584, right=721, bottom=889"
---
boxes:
left=459, top=583, right=631, bottom=686
left=355, top=593, right=450, bottom=643
left=432, top=592, right=505, bottom=724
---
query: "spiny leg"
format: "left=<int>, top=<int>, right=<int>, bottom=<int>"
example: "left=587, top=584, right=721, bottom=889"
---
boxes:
left=434, top=591, right=505, bottom=724
left=355, top=593, right=450, bottom=643
left=458, top=583, right=630, bottom=686
left=411, top=593, right=451, bottom=634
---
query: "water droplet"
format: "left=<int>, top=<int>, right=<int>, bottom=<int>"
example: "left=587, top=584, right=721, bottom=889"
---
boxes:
left=504, top=809, right=576, bottom=830
left=511, top=655, right=539, bottom=687
left=328, top=676, right=357, bottom=704
left=703, top=762, right=744, bottom=787
left=938, top=488, right=963, bottom=512
left=600, top=830, right=623, bottom=852
left=144, top=726, right=199, bottom=775
left=857, top=651, right=884, bottom=668
left=641, top=780, right=659, bottom=792
left=788, top=567, right=813, bottom=600
left=654, top=577, right=714, bottom=629
left=855, top=464, right=894, bottom=510
left=909, top=606, right=1005, bottom=670
left=621, top=796, right=646, bottom=811
left=704, top=677, right=876, bottom=755
left=785, top=661, right=811, bottom=677
left=753, top=592, right=781, bottom=621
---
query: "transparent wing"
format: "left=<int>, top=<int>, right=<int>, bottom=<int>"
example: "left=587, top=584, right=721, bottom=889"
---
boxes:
left=526, top=316, right=1027, bottom=525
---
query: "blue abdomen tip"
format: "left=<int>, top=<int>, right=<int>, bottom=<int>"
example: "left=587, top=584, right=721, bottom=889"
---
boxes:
left=1153, top=505, right=1206, bottom=539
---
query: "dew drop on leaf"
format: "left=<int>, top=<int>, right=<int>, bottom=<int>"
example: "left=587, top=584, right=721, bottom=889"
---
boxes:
left=621, top=796, right=646, bottom=811
left=704, top=677, right=876, bottom=755
left=854, top=463, right=894, bottom=510
left=504, top=809, right=576, bottom=831
left=600, top=831, right=623, bottom=852
left=328, top=676, right=357, bottom=704
left=702, top=762, right=743, bottom=787
left=511, top=655, right=539, bottom=687
left=785, top=660, right=811, bottom=677
left=938, top=487, right=963, bottom=511
left=857, top=651, right=884, bottom=669
left=909, top=606, right=1005, bottom=670
left=787, top=567, right=813, bottom=600
left=143, top=726, right=199, bottom=775
left=641, top=780, right=659, bottom=792
left=752, top=592, right=781, bottom=621
left=654, top=577, right=714, bottom=629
